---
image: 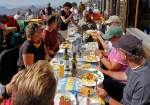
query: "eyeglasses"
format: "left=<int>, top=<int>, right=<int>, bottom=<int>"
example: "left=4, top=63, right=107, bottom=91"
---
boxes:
left=119, top=48, right=130, bottom=55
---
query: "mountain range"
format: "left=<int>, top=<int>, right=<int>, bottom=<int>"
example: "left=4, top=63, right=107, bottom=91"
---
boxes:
left=0, top=5, right=42, bottom=15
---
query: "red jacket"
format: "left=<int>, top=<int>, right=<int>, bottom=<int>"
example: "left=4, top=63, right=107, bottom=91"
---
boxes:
left=3, top=16, right=20, bottom=31
left=1, top=98, right=13, bottom=105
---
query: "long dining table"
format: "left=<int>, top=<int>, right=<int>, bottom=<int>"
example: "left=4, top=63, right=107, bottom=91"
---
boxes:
left=50, top=24, right=105, bottom=105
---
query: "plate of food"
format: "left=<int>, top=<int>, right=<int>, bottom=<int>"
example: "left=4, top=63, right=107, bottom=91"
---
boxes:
left=86, top=30, right=98, bottom=36
left=79, top=86, right=94, bottom=97
left=60, top=42, right=71, bottom=49
left=79, top=63, right=92, bottom=69
left=54, top=92, right=76, bottom=105
left=79, top=68, right=104, bottom=87
left=83, top=55, right=100, bottom=62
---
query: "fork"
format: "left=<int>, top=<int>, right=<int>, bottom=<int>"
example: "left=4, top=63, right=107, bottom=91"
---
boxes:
left=95, top=78, right=98, bottom=88
left=75, top=93, right=79, bottom=105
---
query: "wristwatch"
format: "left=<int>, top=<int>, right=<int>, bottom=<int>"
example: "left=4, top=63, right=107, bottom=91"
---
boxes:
left=0, top=85, right=10, bottom=99
left=100, top=56, right=105, bottom=60
left=105, top=95, right=110, bottom=104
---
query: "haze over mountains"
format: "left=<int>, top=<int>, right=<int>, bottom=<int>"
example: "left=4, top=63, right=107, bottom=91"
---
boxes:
left=0, top=0, right=88, bottom=15
left=0, top=5, right=41, bottom=15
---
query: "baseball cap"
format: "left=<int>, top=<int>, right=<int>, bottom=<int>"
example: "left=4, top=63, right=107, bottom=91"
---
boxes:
left=105, top=15, right=121, bottom=24
left=102, top=26, right=123, bottom=40
left=115, top=35, right=142, bottom=53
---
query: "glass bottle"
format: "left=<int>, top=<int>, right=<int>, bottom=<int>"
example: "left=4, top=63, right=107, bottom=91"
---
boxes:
left=64, top=48, right=70, bottom=71
left=71, top=52, right=77, bottom=77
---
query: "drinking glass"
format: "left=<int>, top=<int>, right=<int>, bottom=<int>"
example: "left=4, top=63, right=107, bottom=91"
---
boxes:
left=59, top=61, right=64, bottom=78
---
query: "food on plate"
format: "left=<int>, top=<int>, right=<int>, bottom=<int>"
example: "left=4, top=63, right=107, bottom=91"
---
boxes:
left=81, top=73, right=97, bottom=86
left=86, top=30, right=98, bottom=36
left=59, top=95, right=71, bottom=105
left=81, top=72, right=96, bottom=80
left=90, top=31, right=98, bottom=36
left=84, top=55, right=97, bottom=62
left=80, top=63, right=92, bottom=69
left=60, top=43, right=70, bottom=49
left=80, top=87, right=93, bottom=96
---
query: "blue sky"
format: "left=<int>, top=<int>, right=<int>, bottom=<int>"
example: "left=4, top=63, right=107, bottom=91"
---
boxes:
left=0, top=0, right=87, bottom=8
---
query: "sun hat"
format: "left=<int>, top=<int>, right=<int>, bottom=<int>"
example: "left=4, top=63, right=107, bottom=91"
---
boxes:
left=102, top=26, right=123, bottom=40
left=105, top=15, right=121, bottom=24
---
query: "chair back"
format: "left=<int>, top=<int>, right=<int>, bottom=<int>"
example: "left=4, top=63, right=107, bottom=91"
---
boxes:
left=0, top=47, right=19, bottom=85
left=17, top=20, right=25, bottom=31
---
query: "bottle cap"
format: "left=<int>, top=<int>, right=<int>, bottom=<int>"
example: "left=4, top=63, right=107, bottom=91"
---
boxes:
left=60, top=61, right=64, bottom=64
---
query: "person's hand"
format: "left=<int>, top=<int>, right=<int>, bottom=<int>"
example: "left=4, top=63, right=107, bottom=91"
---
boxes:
left=69, top=13, right=74, bottom=19
left=97, top=31, right=104, bottom=36
left=0, top=24, right=6, bottom=30
left=49, top=50, right=55, bottom=55
left=6, top=71, right=23, bottom=96
left=92, top=35, right=98, bottom=41
left=95, top=86, right=108, bottom=100
left=95, top=50, right=103, bottom=58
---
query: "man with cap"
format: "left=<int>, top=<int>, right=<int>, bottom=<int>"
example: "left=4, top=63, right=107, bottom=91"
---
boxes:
left=105, top=15, right=121, bottom=27
left=105, top=15, right=122, bottom=34
left=94, top=27, right=127, bottom=102
left=95, top=25, right=127, bottom=70
left=96, top=35, right=150, bottom=105
left=94, top=25, right=124, bottom=52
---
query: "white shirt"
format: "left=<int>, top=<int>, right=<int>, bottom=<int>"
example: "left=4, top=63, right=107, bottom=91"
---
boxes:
left=14, top=14, right=24, bottom=20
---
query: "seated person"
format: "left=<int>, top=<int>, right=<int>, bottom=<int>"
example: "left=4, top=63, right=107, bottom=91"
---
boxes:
left=0, top=60, right=57, bottom=105
left=94, top=26, right=127, bottom=102
left=14, top=11, right=24, bottom=20
left=78, top=11, right=97, bottom=31
left=25, top=9, right=34, bottom=20
left=105, top=15, right=121, bottom=27
left=95, top=26, right=127, bottom=71
left=0, top=15, right=20, bottom=31
left=96, top=35, right=150, bottom=105
left=42, top=16, right=60, bottom=58
left=17, top=23, right=49, bottom=69
left=0, top=18, right=5, bottom=30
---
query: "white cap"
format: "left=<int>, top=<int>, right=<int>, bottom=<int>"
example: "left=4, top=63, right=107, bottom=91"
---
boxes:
left=105, top=15, right=121, bottom=24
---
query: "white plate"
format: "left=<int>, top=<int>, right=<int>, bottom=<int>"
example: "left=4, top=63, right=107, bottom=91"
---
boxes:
left=78, top=96, right=101, bottom=105
left=54, top=92, right=76, bottom=105
left=86, top=30, right=97, bottom=34
left=57, top=49, right=65, bottom=53
left=79, top=68, right=104, bottom=87
left=83, top=55, right=100, bottom=63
